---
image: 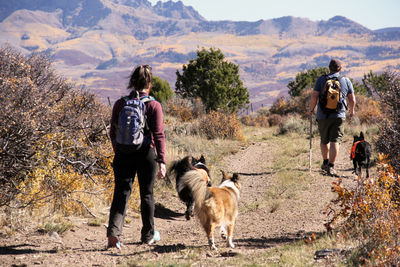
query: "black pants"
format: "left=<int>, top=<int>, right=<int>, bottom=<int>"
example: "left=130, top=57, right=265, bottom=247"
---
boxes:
left=107, top=146, right=157, bottom=243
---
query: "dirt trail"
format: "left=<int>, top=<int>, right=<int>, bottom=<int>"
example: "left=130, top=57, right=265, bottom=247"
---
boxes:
left=0, top=134, right=359, bottom=266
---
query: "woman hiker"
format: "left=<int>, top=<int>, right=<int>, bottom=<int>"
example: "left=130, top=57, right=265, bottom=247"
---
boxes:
left=107, top=65, right=166, bottom=248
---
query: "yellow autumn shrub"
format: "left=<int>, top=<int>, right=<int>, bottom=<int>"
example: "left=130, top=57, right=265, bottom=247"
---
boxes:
left=199, top=111, right=245, bottom=141
left=327, top=154, right=400, bottom=265
left=355, top=95, right=383, bottom=124
left=0, top=47, right=120, bottom=219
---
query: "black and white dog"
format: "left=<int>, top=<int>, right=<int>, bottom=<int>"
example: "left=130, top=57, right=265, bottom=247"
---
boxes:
left=350, top=132, right=372, bottom=178
left=168, top=155, right=211, bottom=220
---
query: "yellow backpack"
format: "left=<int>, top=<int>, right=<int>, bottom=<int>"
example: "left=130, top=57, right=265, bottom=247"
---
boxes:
left=319, top=75, right=345, bottom=114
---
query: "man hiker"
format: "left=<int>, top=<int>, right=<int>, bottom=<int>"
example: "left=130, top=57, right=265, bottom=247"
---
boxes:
left=309, top=59, right=356, bottom=176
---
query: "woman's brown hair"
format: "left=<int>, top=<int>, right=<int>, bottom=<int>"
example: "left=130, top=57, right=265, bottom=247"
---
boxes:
left=128, top=65, right=152, bottom=91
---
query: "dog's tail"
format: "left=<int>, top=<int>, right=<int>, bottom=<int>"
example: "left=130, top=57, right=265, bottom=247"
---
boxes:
left=168, top=156, right=192, bottom=176
left=178, top=169, right=210, bottom=209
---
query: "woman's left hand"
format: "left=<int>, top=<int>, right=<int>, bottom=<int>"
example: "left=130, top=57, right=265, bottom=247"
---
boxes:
left=157, top=163, right=166, bottom=179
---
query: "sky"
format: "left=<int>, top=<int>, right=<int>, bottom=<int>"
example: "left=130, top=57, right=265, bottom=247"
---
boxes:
left=148, top=0, right=400, bottom=30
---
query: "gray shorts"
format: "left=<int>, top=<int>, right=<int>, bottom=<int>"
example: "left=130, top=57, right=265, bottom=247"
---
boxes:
left=317, top=118, right=345, bottom=144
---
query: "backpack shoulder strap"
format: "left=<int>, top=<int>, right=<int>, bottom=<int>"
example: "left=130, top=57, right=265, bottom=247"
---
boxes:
left=138, top=95, right=155, bottom=133
left=140, top=95, right=155, bottom=103
left=326, top=74, right=341, bottom=81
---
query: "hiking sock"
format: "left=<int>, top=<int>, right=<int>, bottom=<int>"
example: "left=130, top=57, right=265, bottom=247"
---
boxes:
left=328, top=163, right=334, bottom=168
left=323, top=159, right=329, bottom=166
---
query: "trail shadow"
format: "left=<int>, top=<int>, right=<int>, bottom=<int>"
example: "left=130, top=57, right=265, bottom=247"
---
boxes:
left=237, top=171, right=274, bottom=176
left=219, top=250, right=241, bottom=257
left=154, top=203, right=183, bottom=220
left=294, top=168, right=313, bottom=172
left=152, top=243, right=186, bottom=254
left=104, top=243, right=189, bottom=257
left=236, top=231, right=325, bottom=249
left=105, top=248, right=148, bottom=257
left=338, top=174, right=354, bottom=179
left=74, top=247, right=109, bottom=253
left=317, top=169, right=354, bottom=180
left=0, top=244, right=57, bottom=255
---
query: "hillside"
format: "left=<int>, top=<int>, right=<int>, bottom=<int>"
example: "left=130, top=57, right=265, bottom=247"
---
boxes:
left=1, top=0, right=400, bottom=108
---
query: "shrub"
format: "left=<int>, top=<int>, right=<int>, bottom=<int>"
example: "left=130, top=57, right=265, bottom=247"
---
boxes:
left=257, top=107, right=270, bottom=117
left=0, top=46, right=113, bottom=215
left=199, top=111, right=244, bottom=140
left=240, top=115, right=253, bottom=126
left=291, top=89, right=312, bottom=118
left=240, top=114, right=269, bottom=127
left=374, top=70, right=400, bottom=173
left=254, top=114, right=270, bottom=127
left=269, top=96, right=287, bottom=115
left=268, top=114, right=283, bottom=127
left=164, top=115, right=200, bottom=137
left=277, top=115, right=309, bottom=135
left=327, top=155, right=400, bottom=265
left=164, top=97, right=204, bottom=122
left=354, top=95, right=382, bottom=125
left=151, top=76, right=174, bottom=103
left=269, top=89, right=311, bottom=118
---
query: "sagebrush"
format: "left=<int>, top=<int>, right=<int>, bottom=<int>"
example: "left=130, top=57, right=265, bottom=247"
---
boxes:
left=0, top=46, right=113, bottom=216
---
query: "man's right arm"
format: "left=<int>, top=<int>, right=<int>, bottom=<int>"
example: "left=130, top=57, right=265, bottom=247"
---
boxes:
left=309, top=90, right=319, bottom=114
left=347, top=93, right=356, bottom=118
left=345, top=77, right=356, bottom=118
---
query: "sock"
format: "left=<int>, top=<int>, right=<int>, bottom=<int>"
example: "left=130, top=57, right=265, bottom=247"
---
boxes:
left=328, top=163, right=334, bottom=167
left=323, top=159, right=328, bottom=165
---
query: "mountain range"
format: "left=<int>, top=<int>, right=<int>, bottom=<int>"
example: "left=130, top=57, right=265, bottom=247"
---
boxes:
left=1, top=0, right=399, bottom=109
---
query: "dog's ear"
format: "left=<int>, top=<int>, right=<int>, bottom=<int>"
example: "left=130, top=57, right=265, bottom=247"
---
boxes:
left=231, top=173, right=239, bottom=183
left=190, top=156, right=197, bottom=165
left=360, top=132, right=364, bottom=140
left=199, top=154, right=206, bottom=164
left=353, top=135, right=358, bottom=142
left=220, top=170, right=227, bottom=181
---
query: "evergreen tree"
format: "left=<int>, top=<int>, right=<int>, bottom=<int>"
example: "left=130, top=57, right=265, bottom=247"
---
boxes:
left=175, top=47, right=249, bottom=113
left=362, top=70, right=388, bottom=96
left=151, top=76, right=174, bottom=103
left=287, top=67, right=329, bottom=97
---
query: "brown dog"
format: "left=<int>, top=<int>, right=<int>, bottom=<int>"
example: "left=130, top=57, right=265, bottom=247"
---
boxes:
left=179, top=170, right=240, bottom=250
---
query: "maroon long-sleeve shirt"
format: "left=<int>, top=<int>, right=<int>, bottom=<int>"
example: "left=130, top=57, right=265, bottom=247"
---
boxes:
left=109, top=91, right=166, bottom=164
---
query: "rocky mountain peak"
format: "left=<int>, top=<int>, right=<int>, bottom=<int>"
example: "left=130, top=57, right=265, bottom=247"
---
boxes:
left=153, top=0, right=205, bottom=21
left=0, top=0, right=111, bottom=27
left=111, top=0, right=152, bottom=8
left=318, top=15, right=371, bottom=35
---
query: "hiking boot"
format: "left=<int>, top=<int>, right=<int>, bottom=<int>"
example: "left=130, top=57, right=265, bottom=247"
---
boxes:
left=107, top=236, right=121, bottom=250
left=144, top=230, right=160, bottom=245
left=327, top=166, right=339, bottom=177
left=321, top=162, right=329, bottom=172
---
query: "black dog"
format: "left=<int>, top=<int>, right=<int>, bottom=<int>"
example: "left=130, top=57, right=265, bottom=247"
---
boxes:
left=168, top=155, right=211, bottom=220
left=350, top=132, right=372, bottom=178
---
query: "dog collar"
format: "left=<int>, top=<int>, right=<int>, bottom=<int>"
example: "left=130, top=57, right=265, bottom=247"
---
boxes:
left=193, top=162, right=206, bottom=169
